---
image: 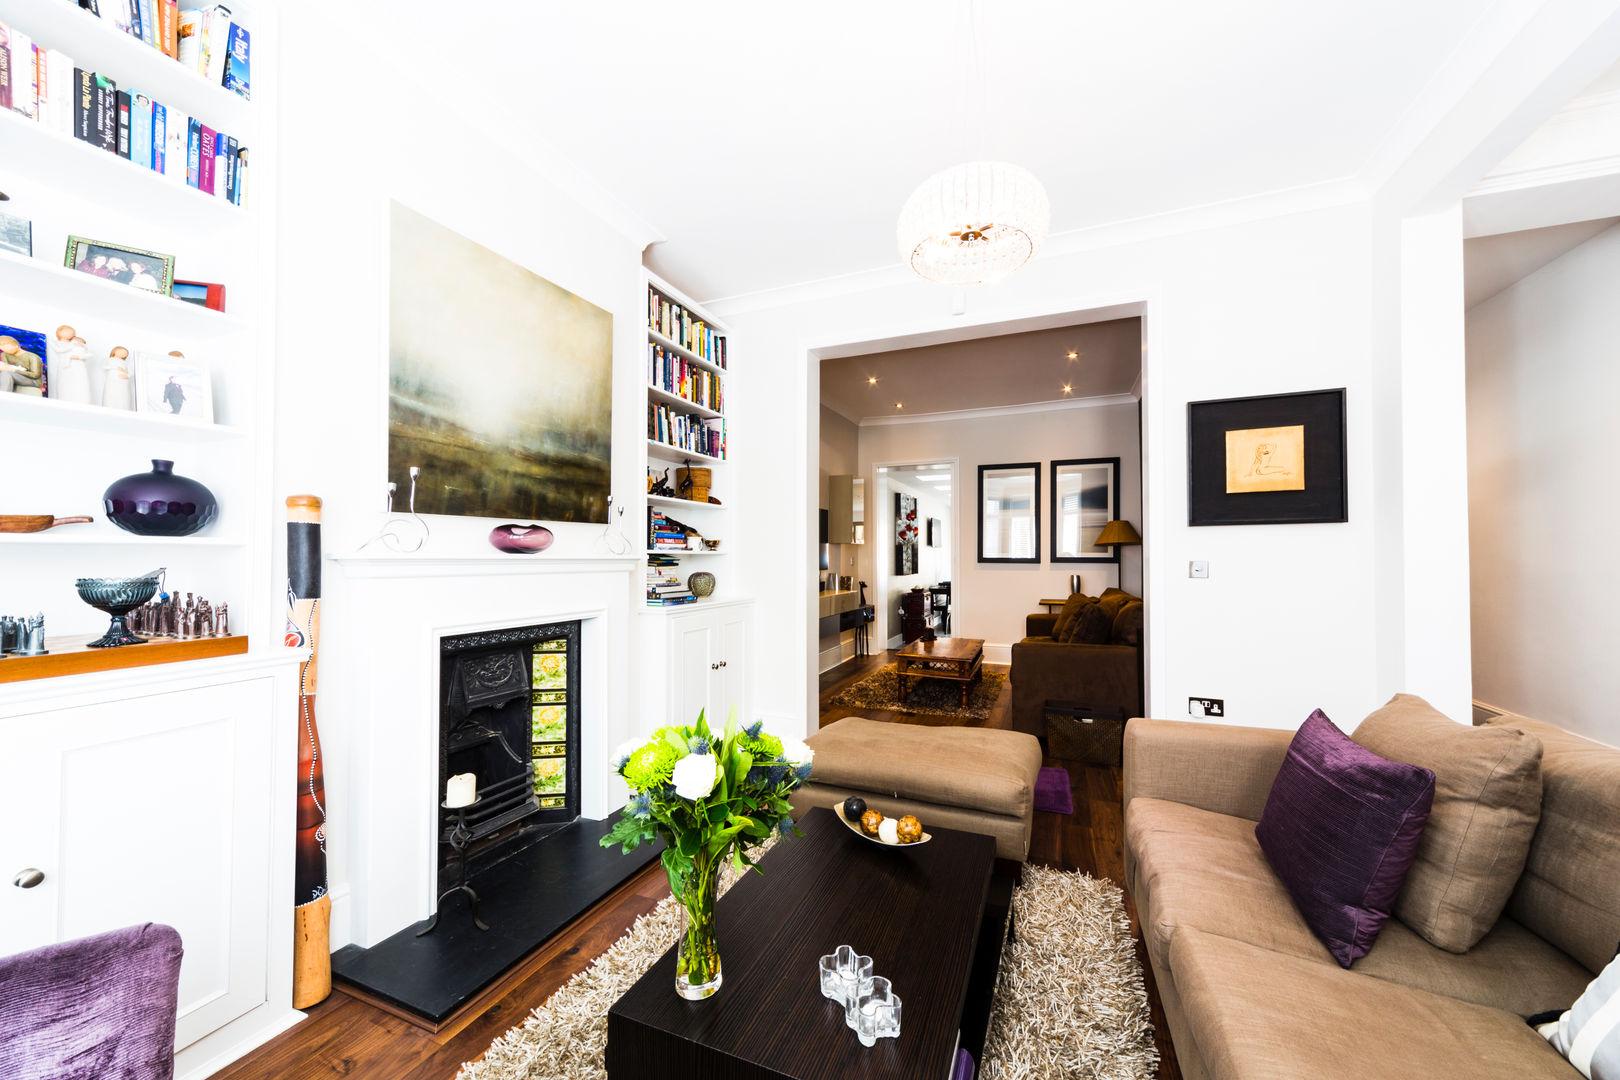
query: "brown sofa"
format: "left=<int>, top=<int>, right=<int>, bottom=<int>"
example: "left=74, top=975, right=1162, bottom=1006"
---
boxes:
left=1009, top=589, right=1142, bottom=737
left=790, top=717, right=1043, bottom=861
left=1122, top=710, right=1618, bottom=1080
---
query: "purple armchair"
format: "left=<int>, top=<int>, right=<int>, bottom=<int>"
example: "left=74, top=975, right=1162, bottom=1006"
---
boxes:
left=0, top=923, right=183, bottom=1080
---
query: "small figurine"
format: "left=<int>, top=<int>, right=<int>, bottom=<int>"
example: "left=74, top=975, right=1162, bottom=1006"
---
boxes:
left=215, top=602, right=228, bottom=637
left=102, top=346, right=134, bottom=410
left=48, top=325, right=93, bottom=404
left=0, top=615, right=17, bottom=653
left=0, top=335, right=44, bottom=394
left=649, top=467, right=674, bottom=497
left=15, top=613, right=48, bottom=656
left=198, top=599, right=213, bottom=637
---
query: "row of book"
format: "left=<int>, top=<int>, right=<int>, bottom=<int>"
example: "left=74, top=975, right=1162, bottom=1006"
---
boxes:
left=71, top=0, right=249, bottom=99
left=649, top=404, right=725, bottom=460
left=648, top=509, right=694, bottom=551
left=646, top=562, right=698, bottom=606
left=648, top=285, right=726, bottom=369
left=0, top=20, right=247, bottom=203
left=649, top=342, right=723, bottom=413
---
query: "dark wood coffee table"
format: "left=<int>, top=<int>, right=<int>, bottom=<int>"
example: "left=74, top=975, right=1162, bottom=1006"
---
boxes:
left=606, top=807, right=1011, bottom=1079
left=894, top=636, right=984, bottom=706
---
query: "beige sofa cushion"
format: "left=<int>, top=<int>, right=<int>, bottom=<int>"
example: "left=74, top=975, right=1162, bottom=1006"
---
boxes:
left=1169, top=928, right=1582, bottom=1080
left=1352, top=694, right=1544, bottom=953
left=1492, top=714, right=1620, bottom=974
left=805, top=717, right=1042, bottom=821
left=1126, top=796, right=1592, bottom=1015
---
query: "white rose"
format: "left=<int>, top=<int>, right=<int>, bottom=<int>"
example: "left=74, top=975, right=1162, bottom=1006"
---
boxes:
left=779, top=737, right=814, bottom=765
left=671, top=752, right=720, bottom=801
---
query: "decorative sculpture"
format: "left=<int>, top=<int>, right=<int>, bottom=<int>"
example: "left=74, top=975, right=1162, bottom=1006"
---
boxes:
left=285, top=495, right=331, bottom=1008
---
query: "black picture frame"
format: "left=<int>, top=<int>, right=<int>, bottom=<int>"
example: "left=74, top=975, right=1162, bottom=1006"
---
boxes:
left=977, top=462, right=1040, bottom=564
left=1050, top=457, right=1121, bottom=564
left=1187, top=388, right=1347, bottom=526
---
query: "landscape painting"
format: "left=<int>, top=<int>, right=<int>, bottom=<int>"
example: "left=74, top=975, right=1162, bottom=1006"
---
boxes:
left=388, top=202, right=613, bottom=522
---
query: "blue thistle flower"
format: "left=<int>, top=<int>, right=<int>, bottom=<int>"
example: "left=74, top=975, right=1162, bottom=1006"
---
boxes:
left=794, top=763, right=813, bottom=783
left=688, top=736, right=711, bottom=755
left=627, top=793, right=652, bottom=817
left=775, top=816, right=795, bottom=836
left=768, top=764, right=788, bottom=784
left=744, top=720, right=764, bottom=739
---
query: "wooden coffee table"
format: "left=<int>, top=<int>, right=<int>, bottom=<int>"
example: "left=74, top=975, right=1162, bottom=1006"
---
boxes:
left=606, top=807, right=1011, bottom=1079
left=894, top=636, right=984, bottom=707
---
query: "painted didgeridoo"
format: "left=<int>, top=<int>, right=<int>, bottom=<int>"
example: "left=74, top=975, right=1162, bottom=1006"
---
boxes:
left=286, top=495, right=331, bottom=1008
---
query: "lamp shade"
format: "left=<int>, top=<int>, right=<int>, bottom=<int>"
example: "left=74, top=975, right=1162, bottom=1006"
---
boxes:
left=1095, top=519, right=1141, bottom=546
left=897, top=162, right=1050, bottom=285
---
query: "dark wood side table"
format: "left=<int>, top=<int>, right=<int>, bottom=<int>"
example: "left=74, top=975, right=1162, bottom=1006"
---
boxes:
left=606, top=808, right=1007, bottom=1079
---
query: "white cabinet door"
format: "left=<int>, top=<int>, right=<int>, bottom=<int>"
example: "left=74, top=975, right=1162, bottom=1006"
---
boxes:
left=0, top=679, right=275, bottom=1051
left=671, top=616, right=718, bottom=725
left=713, top=607, right=750, bottom=722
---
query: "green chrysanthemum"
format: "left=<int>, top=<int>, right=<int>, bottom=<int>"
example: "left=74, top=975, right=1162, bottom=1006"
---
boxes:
left=623, top=741, right=679, bottom=791
left=738, top=731, right=783, bottom=762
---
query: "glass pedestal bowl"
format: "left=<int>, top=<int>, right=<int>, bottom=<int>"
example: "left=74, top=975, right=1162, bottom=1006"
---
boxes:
left=76, top=570, right=164, bottom=648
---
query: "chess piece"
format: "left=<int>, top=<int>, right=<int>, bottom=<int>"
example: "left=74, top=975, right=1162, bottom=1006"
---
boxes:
left=199, top=600, right=213, bottom=637
left=102, top=346, right=134, bottom=410
left=216, top=602, right=229, bottom=637
left=15, top=613, right=48, bottom=656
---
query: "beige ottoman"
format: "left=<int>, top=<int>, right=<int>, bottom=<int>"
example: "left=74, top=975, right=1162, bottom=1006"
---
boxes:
left=791, top=716, right=1043, bottom=861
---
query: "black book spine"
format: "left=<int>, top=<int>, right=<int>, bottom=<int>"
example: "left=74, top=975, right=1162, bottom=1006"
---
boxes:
left=82, top=0, right=102, bottom=13
left=73, top=68, right=94, bottom=144
left=115, top=90, right=132, bottom=159
left=93, top=74, right=117, bottom=152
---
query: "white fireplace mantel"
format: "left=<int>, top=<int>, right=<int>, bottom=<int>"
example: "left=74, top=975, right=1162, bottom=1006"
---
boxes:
left=319, top=552, right=641, bottom=948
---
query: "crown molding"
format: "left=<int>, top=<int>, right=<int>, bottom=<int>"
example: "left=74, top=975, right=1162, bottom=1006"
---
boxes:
left=701, top=177, right=1363, bottom=318
left=858, top=393, right=1139, bottom=428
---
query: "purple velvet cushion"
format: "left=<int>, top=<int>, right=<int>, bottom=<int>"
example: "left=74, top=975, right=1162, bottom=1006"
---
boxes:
left=1255, top=710, right=1436, bottom=967
left=0, top=923, right=183, bottom=1080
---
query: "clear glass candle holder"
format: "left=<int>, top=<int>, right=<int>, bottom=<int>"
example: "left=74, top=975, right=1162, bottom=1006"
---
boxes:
left=849, top=976, right=902, bottom=1047
left=818, top=945, right=873, bottom=1009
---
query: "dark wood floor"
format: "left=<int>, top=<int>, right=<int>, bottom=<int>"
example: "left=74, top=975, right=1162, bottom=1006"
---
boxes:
left=218, top=650, right=1179, bottom=1079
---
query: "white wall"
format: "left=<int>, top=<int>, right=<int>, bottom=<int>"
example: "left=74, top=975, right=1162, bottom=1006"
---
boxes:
left=725, top=202, right=1392, bottom=736
left=1466, top=222, right=1620, bottom=745
left=858, top=402, right=1141, bottom=659
left=271, top=0, right=653, bottom=947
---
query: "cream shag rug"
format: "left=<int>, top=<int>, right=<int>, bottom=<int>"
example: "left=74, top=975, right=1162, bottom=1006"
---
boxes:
left=458, top=858, right=1157, bottom=1080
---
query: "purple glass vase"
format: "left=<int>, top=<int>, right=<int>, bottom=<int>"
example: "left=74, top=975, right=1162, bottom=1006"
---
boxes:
left=489, top=523, right=555, bottom=553
left=104, top=459, right=219, bottom=537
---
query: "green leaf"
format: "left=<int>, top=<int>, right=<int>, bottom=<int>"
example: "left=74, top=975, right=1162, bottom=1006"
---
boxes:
left=678, top=831, right=700, bottom=857
left=731, top=749, right=753, bottom=791
left=663, top=728, right=689, bottom=755
left=723, top=704, right=741, bottom=744
left=695, top=708, right=711, bottom=740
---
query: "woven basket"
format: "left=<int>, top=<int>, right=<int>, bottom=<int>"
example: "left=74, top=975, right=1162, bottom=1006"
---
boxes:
left=676, top=466, right=712, bottom=502
left=1046, top=706, right=1126, bottom=765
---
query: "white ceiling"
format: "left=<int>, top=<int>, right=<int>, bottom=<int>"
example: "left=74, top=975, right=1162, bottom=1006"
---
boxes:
left=1463, top=218, right=1619, bottom=309
left=471, top=0, right=1510, bottom=301
left=822, top=319, right=1140, bottom=421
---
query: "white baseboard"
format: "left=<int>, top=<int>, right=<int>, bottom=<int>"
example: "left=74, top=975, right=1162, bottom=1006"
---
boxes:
left=176, top=1004, right=305, bottom=1080
left=984, top=643, right=1012, bottom=665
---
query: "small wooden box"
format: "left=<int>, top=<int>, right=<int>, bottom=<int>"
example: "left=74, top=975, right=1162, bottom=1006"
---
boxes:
left=1045, top=703, right=1127, bottom=765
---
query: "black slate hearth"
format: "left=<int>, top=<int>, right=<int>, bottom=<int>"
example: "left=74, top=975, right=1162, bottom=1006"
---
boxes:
left=330, top=814, right=662, bottom=1025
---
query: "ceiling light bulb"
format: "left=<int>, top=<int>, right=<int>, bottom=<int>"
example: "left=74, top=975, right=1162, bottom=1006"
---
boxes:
left=868, top=376, right=878, bottom=385
left=895, top=403, right=903, bottom=409
left=1066, top=351, right=1078, bottom=360
left=1062, top=384, right=1073, bottom=394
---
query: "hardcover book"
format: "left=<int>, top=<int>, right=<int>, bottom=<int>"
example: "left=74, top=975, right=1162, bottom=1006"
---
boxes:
left=222, top=22, right=248, bottom=98
left=186, top=116, right=201, bottom=187
left=116, top=90, right=132, bottom=159
left=73, top=67, right=93, bottom=143
left=176, top=9, right=203, bottom=72
left=223, top=134, right=238, bottom=202
left=131, top=94, right=153, bottom=169
left=10, top=28, right=34, bottom=120
left=151, top=101, right=166, bottom=173
left=92, top=73, right=118, bottom=152
left=138, top=0, right=157, bottom=47
left=126, top=0, right=143, bottom=43
left=0, top=24, right=11, bottom=113
left=165, top=107, right=189, bottom=182
left=198, top=124, right=216, bottom=194
left=158, top=0, right=178, bottom=58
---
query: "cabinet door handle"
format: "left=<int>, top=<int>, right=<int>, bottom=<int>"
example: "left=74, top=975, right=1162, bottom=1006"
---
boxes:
left=12, top=868, right=44, bottom=889
left=710, top=662, right=718, bottom=670
left=720, top=660, right=727, bottom=668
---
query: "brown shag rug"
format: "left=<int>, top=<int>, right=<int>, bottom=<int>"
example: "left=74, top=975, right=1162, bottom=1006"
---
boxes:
left=457, top=859, right=1157, bottom=1080
left=827, top=663, right=1008, bottom=723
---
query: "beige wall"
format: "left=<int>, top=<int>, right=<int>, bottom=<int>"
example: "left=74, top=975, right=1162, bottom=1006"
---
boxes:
left=1466, top=223, right=1620, bottom=745
left=856, top=400, right=1142, bottom=662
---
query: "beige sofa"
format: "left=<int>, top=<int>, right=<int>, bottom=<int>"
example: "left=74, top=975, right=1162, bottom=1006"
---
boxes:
left=1123, top=712, right=1619, bottom=1080
left=791, top=717, right=1043, bottom=861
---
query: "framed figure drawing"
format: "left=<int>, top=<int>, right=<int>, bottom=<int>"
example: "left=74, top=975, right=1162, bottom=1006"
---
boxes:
left=1051, top=457, right=1120, bottom=562
left=1187, top=389, right=1347, bottom=525
left=978, top=462, right=1040, bottom=563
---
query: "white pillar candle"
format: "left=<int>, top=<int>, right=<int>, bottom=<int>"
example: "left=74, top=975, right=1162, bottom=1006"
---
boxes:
left=445, top=772, right=477, bottom=808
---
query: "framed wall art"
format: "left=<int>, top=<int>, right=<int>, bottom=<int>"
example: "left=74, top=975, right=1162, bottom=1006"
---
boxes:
left=978, top=462, right=1040, bottom=563
left=1187, top=388, right=1347, bottom=526
left=894, top=492, right=918, bottom=575
left=1051, top=457, right=1120, bottom=562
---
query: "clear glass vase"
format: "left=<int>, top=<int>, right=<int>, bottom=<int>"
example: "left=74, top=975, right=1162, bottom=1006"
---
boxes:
left=673, top=848, right=722, bottom=1000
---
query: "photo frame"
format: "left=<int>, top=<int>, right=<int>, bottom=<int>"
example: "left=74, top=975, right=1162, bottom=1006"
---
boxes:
left=0, top=323, right=49, bottom=396
left=0, top=210, right=32, bottom=257
left=894, top=492, right=918, bottom=576
left=64, top=236, right=176, bottom=296
left=1188, top=388, right=1347, bottom=526
left=978, top=462, right=1040, bottom=564
left=173, top=279, right=227, bottom=311
left=134, top=351, right=214, bottom=423
left=1051, top=457, right=1120, bottom=563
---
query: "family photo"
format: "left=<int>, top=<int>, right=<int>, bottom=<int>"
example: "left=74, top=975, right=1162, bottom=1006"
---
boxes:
left=65, top=237, right=176, bottom=295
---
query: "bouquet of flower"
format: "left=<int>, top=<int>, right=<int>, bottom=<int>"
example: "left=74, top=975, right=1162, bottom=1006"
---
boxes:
left=601, top=706, right=814, bottom=999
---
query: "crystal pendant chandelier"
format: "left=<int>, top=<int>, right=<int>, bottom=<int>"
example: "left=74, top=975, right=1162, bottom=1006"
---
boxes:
left=897, top=162, right=1051, bottom=285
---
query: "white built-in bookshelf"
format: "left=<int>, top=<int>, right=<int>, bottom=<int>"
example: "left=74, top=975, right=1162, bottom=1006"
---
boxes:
left=0, top=0, right=276, bottom=644
left=643, top=268, right=735, bottom=607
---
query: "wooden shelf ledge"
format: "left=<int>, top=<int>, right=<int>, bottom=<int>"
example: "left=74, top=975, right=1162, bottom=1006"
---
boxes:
left=0, top=633, right=249, bottom=683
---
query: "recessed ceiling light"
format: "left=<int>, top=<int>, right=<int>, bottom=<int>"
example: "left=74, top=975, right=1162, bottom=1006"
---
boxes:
left=867, top=376, right=878, bottom=385
left=1066, top=351, right=1078, bottom=360
left=895, top=402, right=903, bottom=409
left=1061, top=384, right=1073, bottom=394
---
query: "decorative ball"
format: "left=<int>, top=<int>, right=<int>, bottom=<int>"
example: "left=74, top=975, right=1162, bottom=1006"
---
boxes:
left=860, top=809, right=884, bottom=836
left=878, top=817, right=900, bottom=844
left=688, top=571, right=716, bottom=598
left=896, top=815, right=923, bottom=843
left=842, top=796, right=867, bottom=823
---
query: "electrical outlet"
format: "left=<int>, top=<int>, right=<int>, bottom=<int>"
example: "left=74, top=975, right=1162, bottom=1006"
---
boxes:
left=1189, top=697, right=1225, bottom=717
